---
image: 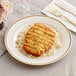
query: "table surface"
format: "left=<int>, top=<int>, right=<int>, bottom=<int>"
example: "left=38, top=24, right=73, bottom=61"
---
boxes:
left=0, top=0, right=76, bottom=76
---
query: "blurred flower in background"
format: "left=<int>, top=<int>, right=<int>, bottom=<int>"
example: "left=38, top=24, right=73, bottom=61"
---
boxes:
left=0, top=4, right=4, bottom=15
left=1, top=0, right=13, bottom=14
left=0, top=3, right=4, bottom=23
left=0, top=0, right=13, bottom=23
left=0, top=4, right=4, bottom=29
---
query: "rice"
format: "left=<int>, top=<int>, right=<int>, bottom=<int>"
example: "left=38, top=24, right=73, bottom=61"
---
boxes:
left=15, top=27, right=61, bottom=59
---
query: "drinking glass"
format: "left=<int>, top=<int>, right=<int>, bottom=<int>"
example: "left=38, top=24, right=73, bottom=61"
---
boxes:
left=20, top=0, right=30, bottom=12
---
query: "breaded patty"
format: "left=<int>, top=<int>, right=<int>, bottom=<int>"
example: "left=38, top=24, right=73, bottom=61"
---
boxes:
left=23, top=23, right=56, bottom=56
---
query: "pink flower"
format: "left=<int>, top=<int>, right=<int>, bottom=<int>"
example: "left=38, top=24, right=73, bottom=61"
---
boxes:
left=1, top=0, right=13, bottom=14
left=0, top=4, right=4, bottom=16
left=0, top=4, right=4, bottom=22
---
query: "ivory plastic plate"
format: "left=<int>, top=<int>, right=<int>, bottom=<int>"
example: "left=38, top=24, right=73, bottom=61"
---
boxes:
left=5, top=15, right=71, bottom=65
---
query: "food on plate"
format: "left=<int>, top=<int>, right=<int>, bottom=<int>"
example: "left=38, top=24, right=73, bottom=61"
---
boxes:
left=15, top=23, right=61, bottom=59
left=23, top=23, right=56, bottom=56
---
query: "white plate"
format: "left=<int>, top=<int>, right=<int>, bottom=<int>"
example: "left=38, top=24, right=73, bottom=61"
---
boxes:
left=5, top=15, right=71, bottom=65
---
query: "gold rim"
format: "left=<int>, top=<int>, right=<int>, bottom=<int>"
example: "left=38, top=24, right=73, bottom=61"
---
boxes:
left=5, top=15, right=72, bottom=65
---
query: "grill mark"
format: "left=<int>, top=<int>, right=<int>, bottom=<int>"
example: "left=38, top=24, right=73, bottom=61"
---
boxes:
left=27, top=31, right=55, bottom=44
left=31, top=26, right=55, bottom=37
left=23, top=46, right=42, bottom=56
left=29, top=29, right=55, bottom=41
left=25, top=37, right=48, bottom=45
left=25, top=37, right=52, bottom=50
left=34, top=23, right=55, bottom=34
left=24, top=43, right=45, bottom=51
left=25, top=39, right=45, bottom=49
left=24, top=43, right=44, bottom=50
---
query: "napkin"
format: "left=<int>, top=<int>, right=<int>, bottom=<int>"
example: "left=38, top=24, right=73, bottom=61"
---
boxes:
left=53, top=0, right=76, bottom=16
left=41, top=0, right=76, bottom=33
left=41, top=0, right=76, bottom=76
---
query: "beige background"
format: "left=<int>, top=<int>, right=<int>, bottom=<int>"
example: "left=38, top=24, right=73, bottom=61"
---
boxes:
left=0, top=0, right=76, bottom=76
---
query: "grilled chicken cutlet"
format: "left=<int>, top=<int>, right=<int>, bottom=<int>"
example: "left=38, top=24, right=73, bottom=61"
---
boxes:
left=23, top=23, right=56, bottom=56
